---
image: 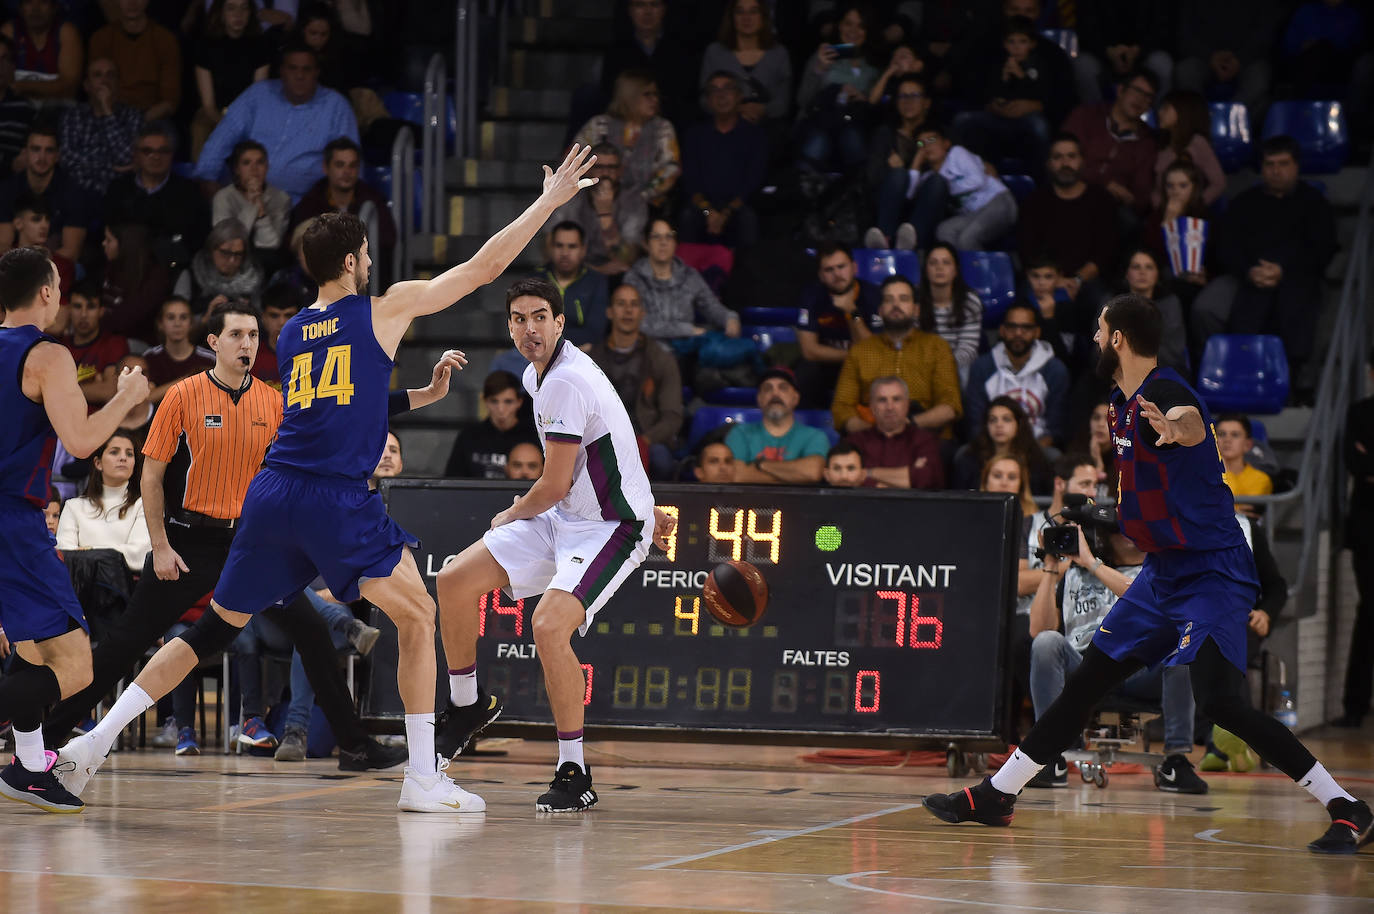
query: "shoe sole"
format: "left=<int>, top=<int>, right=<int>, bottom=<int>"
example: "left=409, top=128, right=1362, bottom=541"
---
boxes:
left=175, top=747, right=200, bottom=757
left=1308, top=822, right=1374, bottom=855
left=238, top=737, right=278, bottom=749
left=396, top=799, right=487, bottom=813
left=0, top=782, right=83, bottom=814
left=922, top=796, right=1013, bottom=826
left=535, top=801, right=597, bottom=812
left=274, top=752, right=305, bottom=762
left=447, top=706, right=503, bottom=760
left=1155, top=784, right=1209, bottom=795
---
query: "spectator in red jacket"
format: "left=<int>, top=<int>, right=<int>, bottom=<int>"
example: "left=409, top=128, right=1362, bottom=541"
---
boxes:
left=845, top=376, right=944, bottom=489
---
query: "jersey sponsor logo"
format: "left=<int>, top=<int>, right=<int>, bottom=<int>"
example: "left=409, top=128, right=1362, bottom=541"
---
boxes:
left=252, top=417, right=268, bottom=428
left=571, top=556, right=584, bottom=564
left=204, top=415, right=223, bottom=428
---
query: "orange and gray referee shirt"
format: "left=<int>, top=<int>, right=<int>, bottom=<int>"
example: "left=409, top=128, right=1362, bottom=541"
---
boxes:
left=143, top=370, right=283, bottom=521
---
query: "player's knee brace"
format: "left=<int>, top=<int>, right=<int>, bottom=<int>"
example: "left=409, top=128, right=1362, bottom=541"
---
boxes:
left=176, top=610, right=243, bottom=660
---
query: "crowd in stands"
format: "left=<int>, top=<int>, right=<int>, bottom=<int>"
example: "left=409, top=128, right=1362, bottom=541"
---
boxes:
left=441, top=0, right=1374, bottom=506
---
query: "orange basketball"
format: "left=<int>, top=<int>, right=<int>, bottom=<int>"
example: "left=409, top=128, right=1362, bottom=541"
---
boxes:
left=702, top=560, right=769, bottom=628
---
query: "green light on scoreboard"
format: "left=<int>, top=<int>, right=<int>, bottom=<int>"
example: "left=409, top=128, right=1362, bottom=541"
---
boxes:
left=815, top=524, right=842, bottom=552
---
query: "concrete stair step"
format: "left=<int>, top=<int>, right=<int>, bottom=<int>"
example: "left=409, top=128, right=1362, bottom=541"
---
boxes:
left=475, top=119, right=568, bottom=162
left=486, top=86, right=575, bottom=122
left=444, top=157, right=549, bottom=191
left=408, top=305, right=512, bottom=345
left=448, top=189, right=561, bottom=236
left=507, top=48, right=601, bottom=90
left=407, top=232, right=544, bottom=270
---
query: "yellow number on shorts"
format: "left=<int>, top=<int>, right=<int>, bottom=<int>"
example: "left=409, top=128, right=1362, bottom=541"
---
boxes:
left=285, top=345, right=354, bottom=410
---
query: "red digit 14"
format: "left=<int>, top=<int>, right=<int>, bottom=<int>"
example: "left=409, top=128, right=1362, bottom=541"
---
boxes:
left=478, top=589, right=525, bottom=637
left=877, top=591, right=943, bottom=649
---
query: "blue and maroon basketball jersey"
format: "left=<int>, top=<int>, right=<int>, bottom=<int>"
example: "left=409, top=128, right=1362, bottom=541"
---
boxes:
left=266, top=294, right=393, bottom=482
left=1110, top=366, right=1246, bottom=553
left=0, top=324, right=57, bottom=508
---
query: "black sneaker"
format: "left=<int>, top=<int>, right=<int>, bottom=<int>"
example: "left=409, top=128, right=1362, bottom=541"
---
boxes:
left=1154, top=754, right=1209, bottom=794
left=337, top=738, right=408, bottom=772
left=435, top=689, right=503, bottom=760
left=1026, top=755, right=1068, bottom=789
left=1308, top=798, right=1374, bottom=855
left=536, top=762, right=598, bottom=812
left=0, top=752, right=84, bottom=814
left=922, top=777, right=1015, bottom=827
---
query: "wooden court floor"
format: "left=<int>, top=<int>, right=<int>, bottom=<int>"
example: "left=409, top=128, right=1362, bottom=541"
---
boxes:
left=1, top=724, right=1371, bottom=913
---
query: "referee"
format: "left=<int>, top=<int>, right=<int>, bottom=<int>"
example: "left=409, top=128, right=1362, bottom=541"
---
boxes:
left=44, top=302, right=461, bottom=770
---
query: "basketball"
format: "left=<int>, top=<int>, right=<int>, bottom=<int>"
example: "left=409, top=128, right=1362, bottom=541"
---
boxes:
left=702, top=560, right=769, bottom=628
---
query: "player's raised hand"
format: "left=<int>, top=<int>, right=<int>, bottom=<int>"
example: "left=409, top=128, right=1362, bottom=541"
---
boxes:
left=428, top=349, right=467, bottom=399
left=542, top=144, right=597, bottom=208
left=1136, top=396, right=1176, bottom=446
left=116, top=364, right=151, bottom=402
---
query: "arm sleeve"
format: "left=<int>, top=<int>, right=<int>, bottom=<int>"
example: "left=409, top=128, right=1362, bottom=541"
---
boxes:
left=642, top=346, right=683, bottom=446
left=796, top=426, right=832, bottom=458
left=949, top=294, right=983, bottom=372
left=259, top=187, right=290, bottom=249
left=962, top=360, right=990, bottom=439
left=388, top=390, right=410, bottom=416
left=1190, top=136, right=1227, bottom=205
left=690, top=270, right=734, bottom=328
left=725, top=423, right=753, bottom=461
left=538, top=377, right=588, bottom=443
left=909, top=432, right=945, bottom=489
left=142, top=384, right=184, bottom=462
left=1137, top=377, right=1202, bottom=450
left=1250, top=520, right=1288, bottom=620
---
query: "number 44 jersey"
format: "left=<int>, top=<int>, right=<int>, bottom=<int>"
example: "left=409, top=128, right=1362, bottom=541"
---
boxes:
left=267, top=295, right=392, bottom=482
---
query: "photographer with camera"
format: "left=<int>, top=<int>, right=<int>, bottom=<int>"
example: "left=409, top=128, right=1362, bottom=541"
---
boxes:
left=1027, top=515, right=1206, bottom=794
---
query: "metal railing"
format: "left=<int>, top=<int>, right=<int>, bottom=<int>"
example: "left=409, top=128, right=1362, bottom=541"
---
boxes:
left=389, top=126, right=415, bottom=286
left=454, top=0, right=480, bottom=160
left=421, top=53, right=447, bottom=236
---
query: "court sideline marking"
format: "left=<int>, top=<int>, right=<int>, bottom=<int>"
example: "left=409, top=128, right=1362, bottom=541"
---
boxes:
left=639, top=803, right=920, bottom=871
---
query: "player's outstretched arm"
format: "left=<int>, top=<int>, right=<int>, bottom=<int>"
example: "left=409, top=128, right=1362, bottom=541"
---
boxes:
left=1137, top=396, right=1206, bottom=447
left=378, top=146, right=597, bottom=327
left=30, top=344, right=152, bottom=458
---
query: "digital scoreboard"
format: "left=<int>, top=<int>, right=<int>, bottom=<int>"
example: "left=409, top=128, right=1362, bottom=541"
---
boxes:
left=364, top=481, right=1019, bottom=745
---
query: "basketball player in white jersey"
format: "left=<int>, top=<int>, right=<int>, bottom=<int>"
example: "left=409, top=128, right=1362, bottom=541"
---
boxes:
left=435, top=276, right=675, bottom=812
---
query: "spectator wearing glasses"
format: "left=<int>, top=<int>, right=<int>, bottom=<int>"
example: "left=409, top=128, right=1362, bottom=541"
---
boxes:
left=623, top=217, right=740, bottom=341
left=58, top=57, right=142, bottom=197
left=575, top=69, right=681, bottom=209
left=862, top=73, right=932, bottom=251
left=1062, top=68, right=1160, bottom=220
left=964, top=304, right=1070, bottom=450
left=889, top=125, right=1018, bottom=255
left=548, top=142, right=648, bottom=277
left=105, top=121, right=212, bottom=272
left=172, top=219, right=264, bottom=316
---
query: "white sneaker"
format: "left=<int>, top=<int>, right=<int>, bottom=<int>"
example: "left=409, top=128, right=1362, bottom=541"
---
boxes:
left=397, top=758, right=486, bottom=813
left=894, top=222, right=918, bottom=251
left=54, top=733, right=108, bottom=798
left=862, top=226, right=888, bottom=249
left=150, top=719, right=178, bottom=748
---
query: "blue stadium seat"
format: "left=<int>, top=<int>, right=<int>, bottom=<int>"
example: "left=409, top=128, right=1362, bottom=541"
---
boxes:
left=1249, top=418, right=1267, bottom=443
left=1040, top=29, right=1078, bottom=57
left=1262, top=100, right=1349, bottom=173
left=1196, top=335, right=1290, bottom=414
left=852, top=248, right=920, bottom=286
left=795, top=409, right=841, bottom=446
left=1000, top=174, right=1035, bottom=202
left=959, top=250, right=1017, bottom=327
left=741, top=306, right=800, bottom=325
left=702, top=387, right=759, bottom=406
left=360, top=164, right=424, bottom=231
left=381, top=90, right=459, bottom=151
left=687, top=407, right=757, bottom=449
left=1209, top=102, right=1253, bottom=173
left=747, top=325, right=798, bottom=350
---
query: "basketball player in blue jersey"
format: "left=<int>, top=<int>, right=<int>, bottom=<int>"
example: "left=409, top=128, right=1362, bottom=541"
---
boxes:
left=925, top=294, right=1371, bottom=854
left=56, top=146, right=601, bottom=814
left=0, top=247, right=150, bottom=813
left=434, top=277, right=676, bottom=812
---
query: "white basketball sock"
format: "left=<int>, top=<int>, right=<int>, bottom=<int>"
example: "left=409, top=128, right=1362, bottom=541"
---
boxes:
left=12, top=725, right=45, bottom=773
left=1298, top=762, right=1356, bottom=806
left=557, top=729, right=585, bottom=770
left=990, top=748, right=1044, bottom=795
left=448, top=666, right=477, bottom=707
left=89, top=683, right=154, bottom=757
left=405, top=713, right=437, bottom=776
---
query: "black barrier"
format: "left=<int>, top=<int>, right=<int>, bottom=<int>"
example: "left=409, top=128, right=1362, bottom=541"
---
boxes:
left=363, top=481, right=1018, bottom=746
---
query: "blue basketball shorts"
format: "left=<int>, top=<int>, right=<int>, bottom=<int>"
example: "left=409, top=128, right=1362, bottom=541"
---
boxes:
left=213, top=467, right=418, bottom=615
left=1093, top=543, right=1260, bottom=673
left=0, top=500, right=87, bottom=642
